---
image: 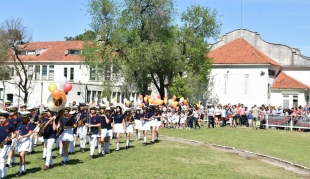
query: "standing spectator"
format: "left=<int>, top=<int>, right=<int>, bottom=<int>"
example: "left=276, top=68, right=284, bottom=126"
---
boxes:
left=221, top=105, right=227, bottom=127
left=239, top=104, right=246, bottom=127
left=207, top=104, right=215, bottom=128
left=199, top=102, right=205, bottom=126
left=250, top=105, right=263, bottom=130
left=192, top=105, right=201, bottom=129
left=232, top=105, right=238, bottom=128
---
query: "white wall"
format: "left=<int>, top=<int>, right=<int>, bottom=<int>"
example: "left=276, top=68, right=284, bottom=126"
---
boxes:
left=210, top=66, right=269, bottom=107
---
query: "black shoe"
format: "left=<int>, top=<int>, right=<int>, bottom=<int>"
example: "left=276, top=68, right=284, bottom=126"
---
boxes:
left=16, top=172, right=22, bottom=177
left=151, top=141, right=155, bottom=144
left=5, top=164, right=9, bottom=168
left=31, top=151, right=35, bottom=154
left=42, top=157, right=46, bottom=161
left=143, top=142, right=146, bottom=146
left=81, top=149, right=85, bottom=153
left=155, top=139, right=159, bottom=142
left=125, top=146, right=128, bottom=150
left=58, top=153, right=63, bottom=157
left=61, top=160, right=66, bottom=165
left=88, top=155, right=94, bottom=159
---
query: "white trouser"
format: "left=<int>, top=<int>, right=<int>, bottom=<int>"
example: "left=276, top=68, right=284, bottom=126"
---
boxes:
left=88, top=134, right=97, bottom=156
left=0, top=145, right=10, bottom=178
left=44, top=138, right=55, bottom=166
left=78, top=126, right=87, bottom=148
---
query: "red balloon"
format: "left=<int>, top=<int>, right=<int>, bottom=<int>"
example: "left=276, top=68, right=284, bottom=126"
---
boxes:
left=157, top=94, right=161, bottom=99
left=63, top=82, right=73, bottom=93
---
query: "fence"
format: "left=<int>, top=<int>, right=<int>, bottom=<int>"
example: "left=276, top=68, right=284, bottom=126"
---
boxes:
left=262, top=115, right=310, bottom=131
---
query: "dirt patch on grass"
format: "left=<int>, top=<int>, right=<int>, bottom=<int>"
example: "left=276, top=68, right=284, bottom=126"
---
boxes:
left=160, top=135, right=310, bottom=178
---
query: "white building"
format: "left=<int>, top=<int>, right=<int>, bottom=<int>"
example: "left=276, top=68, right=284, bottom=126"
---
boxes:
left=0, top=41, right=138, bottom=107
left=208, top=29, right=310, bottom=108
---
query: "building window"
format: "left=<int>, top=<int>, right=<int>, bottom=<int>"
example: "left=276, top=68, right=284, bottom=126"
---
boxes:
left=49, top=65, right=54, bottom=80
left=42, top=65, right=47, bottom=80
left=90, top=68, right=96, bottom=80
left=70, top=67, right=74, bottom=80
left=244, top=74, right=249, bottom=94
left=293, top=96, right=298, bottom=106
left=27, top=50, right=36, bottom=55
left=268, top=70, right=275, bottom=76
left=28, top=65, right=33, bottom=78
left=35, top=65, right=40, bottom=80
left=87, top=91, right=91, bottom=103
left=64, top=67, right=67, bottom=78
left=224, top=74, right=228, bottom=94
left=68, top=50, right=80, bottom=55
left=18, top=51, right=27, bottom=55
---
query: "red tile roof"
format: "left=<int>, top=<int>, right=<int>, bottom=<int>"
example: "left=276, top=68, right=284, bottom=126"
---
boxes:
left=272, top=72, right=310, bottom=90
left=10, top=41, right=83, bottom=62
left=209, top=38, right=281, bottom=66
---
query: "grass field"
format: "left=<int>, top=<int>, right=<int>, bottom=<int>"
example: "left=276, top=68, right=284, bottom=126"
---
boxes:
left=4, top=127, right=308, bottom=179
left=160, top=125, right=310, bottom=168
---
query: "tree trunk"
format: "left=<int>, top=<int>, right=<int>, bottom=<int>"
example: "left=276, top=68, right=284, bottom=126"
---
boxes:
left=23, top=92, right=28, bottom=104
left=159, top=78, right=165, bottom=100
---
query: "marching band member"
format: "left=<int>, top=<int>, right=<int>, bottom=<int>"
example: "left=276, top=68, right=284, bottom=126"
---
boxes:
left=42, top=110, right=57, bottom=170
left=58, top=109, right=76, bottom=165
left=4, top=101, right=11, bottom=111
left=153, top=105, right=162, bottom=142
left=97, top=105, right=107, bottom=155
left=27, top=107, right=39, bottom=154
left=85, top=106, right=101, bottom=159
left=125, top=109, right=134, bottom=149
left=113, top=105, right=125, bottom=151
left=77, top=103, right=87, bottom=153
left=6, top=106, right=20, bottom=168
left=141, top=107, right=151, bottom=146
left=149, top=105, right=156, bottom=144
left=69, top=106, right=78, bottom=154
left=0, top=110, right=16, bottom=179
left=15, top=111, right=33, bottom=177
left=134, top=108, right=142, bottom=140
left=58, top=106, right=70, bottom=157
left=104, top=107, right=113, bottom=154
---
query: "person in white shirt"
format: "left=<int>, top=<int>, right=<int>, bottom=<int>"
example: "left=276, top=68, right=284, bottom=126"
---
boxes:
left=199, top=102, right=205, bottom=126
left=214, top=105, right=222, bottom=128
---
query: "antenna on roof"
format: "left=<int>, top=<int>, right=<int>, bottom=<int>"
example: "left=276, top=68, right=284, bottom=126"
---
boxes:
left=241, top=0, right=243, bottom=30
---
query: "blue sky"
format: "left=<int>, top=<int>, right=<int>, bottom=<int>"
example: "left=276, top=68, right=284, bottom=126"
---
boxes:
left=0, top=0, right=309, bottom=56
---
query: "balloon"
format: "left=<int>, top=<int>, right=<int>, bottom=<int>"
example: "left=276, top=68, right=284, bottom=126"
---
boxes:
left=144, top=97, right=147, bottom=102
left=63, top=82, right=72, bottom=93
left=147, top=95, right=151, bottom=99
left=184, top=100, right=188, bottom=105
left=164, top=96, right=168, bottom=100
left=139, top=95, right=143, bottom=100
left=178, top=101, right=182, bottom=106
left=172, top=95, right=176, bottom=100
left=160, top=100, right=164, bottom=105
left=157, top=94, right=161, bottom=99
left=113, top=98, right=117, bottom=102
left=149, top=98, right=153, bottom=104
left=48, top=83, right=57, bottom=92
left=126, top=100, right=130, bottom=106
left=52, top=89, right=63, bottom=99
left=180, top=97, right=184, bottom=102
left=168, top=99, right=172, bottom=104
left=58, top=76, right=67, bottom=87
left=130, top=96, right=133, bottom=101
left=164, top=99, right=168, bottom=104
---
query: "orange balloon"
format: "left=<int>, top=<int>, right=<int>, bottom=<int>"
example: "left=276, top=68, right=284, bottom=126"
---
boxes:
left=184, top=100, right=188, bottom=105
left=52, top=89, right=63, bottom=99
left=172, top=95, right=176, bottom=100
left=164, top=96, right=168, bottom=100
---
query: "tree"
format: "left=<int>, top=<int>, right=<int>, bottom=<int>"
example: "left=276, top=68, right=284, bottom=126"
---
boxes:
left=64, top=30, right=96, bottom=41
left=0, top=18, right=35, bottom=104
left=84, top=0, right=221, bottom=100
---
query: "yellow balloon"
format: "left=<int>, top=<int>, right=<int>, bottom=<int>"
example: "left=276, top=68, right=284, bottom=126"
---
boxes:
left=48, top=83, right=57, bottom=92
left=113, top=98, right=117, bottom=102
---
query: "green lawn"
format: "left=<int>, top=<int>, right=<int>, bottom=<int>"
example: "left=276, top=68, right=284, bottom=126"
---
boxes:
left=5, top=134, right=303, bottom=179
left=160, top=126, right=310, bottom=168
